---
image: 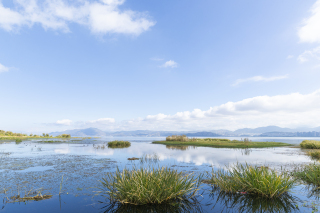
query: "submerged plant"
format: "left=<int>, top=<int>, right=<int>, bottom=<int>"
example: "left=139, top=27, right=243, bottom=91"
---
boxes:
left=300, top=140, right=320, bottom=149
left=107, top=141, right=131, bottom=148
left=98, top=166, right=200, bottom=205
left=209, top=163, right=295, bottom=198
left=292, top=163, right=320, bottom=187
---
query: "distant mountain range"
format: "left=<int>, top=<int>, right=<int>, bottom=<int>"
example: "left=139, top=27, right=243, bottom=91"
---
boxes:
left=50, top=126, right=320, bottom=137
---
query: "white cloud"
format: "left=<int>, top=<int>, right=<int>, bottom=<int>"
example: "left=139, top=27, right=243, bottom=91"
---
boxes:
left=232, top=75, right=288, bottom=86
left=161, top=60, right=178, bottom=68
left=298, top=0, right=320, bottom=43
left=45, top=89, right=320, bottom=131
left=56, top=119, right=72, bottom=126
left=0, top=63, right=9, bottom=73
left=88, top=118, right=115, bottom=124
left=297, top=46, right=320, bottom=63
left=0, top=0, right=155, bottom=35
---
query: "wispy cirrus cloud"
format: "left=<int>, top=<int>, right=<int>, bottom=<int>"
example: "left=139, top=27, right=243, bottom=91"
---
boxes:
left=0, top=63, right=10, bottom=73
left=232, top=75, right=288, bottom=86
left=160, top=60, right=178, bottom=68
left=0, top=0, right=155, bottom=36
left=297, top=46, right=320, bottom=63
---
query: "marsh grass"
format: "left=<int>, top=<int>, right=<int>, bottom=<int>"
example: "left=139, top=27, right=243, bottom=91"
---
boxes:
left=209, top=163, right=294, bottom=198
left=15, top=139, right=22, bottom=143
left=107, top=141, right=131, bottom=148
left=154, top=140, right=291, bottom=148
left=292, top=163, right=320, bottom=187
left=300, top=140, right=320, bottom=149
left=98, top=166, right=200, bottom=205
left=307, top=150, right=320, bottom=159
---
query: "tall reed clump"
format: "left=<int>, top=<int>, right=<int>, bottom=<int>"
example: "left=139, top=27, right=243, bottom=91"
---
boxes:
left=107, top=141, right=131, bottom=148
left=307, top=150, right=320, bottom=159
left=209, top=163, right=294, bottom=198
left=99, top=166, right=200, bottom=205
left=292, top=163, right=320, bottom=186
left=166, top=135, right=189, bottom=142
left=300, top=140, right=320, bottom=149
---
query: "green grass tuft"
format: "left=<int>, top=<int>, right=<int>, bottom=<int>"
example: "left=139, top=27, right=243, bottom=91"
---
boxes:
left=209, top=163, right=294, bottom=198
left=107, top=141, right=131, bottom=148
left=292, top=163, right=320, bottom=186
left=300, top=140, right=320, bottom=149
left=15, top=138, right=22, bottom=143
left=307, top=150, right=320, bottom=159
left=99, top=166, right=200, bottom=205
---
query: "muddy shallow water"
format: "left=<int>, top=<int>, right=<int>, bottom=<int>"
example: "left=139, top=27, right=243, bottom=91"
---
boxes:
left=0, top=137, right=319, bottom=212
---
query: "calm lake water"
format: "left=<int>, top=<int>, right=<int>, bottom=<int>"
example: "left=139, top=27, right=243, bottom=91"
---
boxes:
left=0, top=137, right=319, bottom=212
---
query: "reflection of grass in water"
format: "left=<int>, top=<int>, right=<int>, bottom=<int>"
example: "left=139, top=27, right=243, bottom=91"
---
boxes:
left=98, top=166, right=200, bottom=205
left=209, top=163, right=294, bottom=198
left=99, top=198, right=204, bottom=213
left=107, top=141, right=131, bottom=149
left=293, top=163, right=320, bottom=187
left=166, top=145, right=196, bottom=151
left=210, top=187, right=299, bottom=213
left=93, top=144, right=106, bottom=149
left=139, top=153, right=160, bottom=164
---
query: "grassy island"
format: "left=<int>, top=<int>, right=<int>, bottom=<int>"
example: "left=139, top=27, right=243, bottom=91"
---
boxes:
left=152, top=135, right=291, bottom=148
left=108, top=140, right=131, bottom=148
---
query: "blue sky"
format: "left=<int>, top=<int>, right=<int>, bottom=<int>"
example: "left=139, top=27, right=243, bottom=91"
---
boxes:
left=1, top=0, right=320, bottom=133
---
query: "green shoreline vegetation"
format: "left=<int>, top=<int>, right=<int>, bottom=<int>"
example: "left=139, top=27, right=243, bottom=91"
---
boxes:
left=152, top=135, right=291, bottom=148
left=0, top=130, right=71, bottom=140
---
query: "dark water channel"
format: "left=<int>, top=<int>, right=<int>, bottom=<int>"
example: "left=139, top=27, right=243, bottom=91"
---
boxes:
left=0, top=137, right=320, bottom=212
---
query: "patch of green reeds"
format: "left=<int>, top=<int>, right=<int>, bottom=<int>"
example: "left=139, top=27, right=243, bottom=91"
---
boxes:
left=292, top=163, right=320, bottom=186
left=98, top=166, right=200, bottom=205
left=15, top=139, right=22, bottom=143
left=107, top=141, right=131, bottom=148
left=300, top=140, right=320, bottom=149
left=307, top=150, right=320, bottom=160
left=209, top=163, right=294, bottom=198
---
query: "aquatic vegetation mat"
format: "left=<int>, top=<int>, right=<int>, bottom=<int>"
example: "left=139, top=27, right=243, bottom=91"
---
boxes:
left=107, top=141, right=131, bottom=148
left=98, top=166, right=200, bottom=205
left=208, top=163, right=295, bottom=198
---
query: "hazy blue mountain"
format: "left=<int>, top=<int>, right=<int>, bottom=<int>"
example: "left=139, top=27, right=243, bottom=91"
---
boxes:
left=186, top=132, right=221, bottom=137
left=233, top=126, right=294, bottom=134
left=49, top=126, right=320, bottom=137
left=50, top=128, right=107, bottom=137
